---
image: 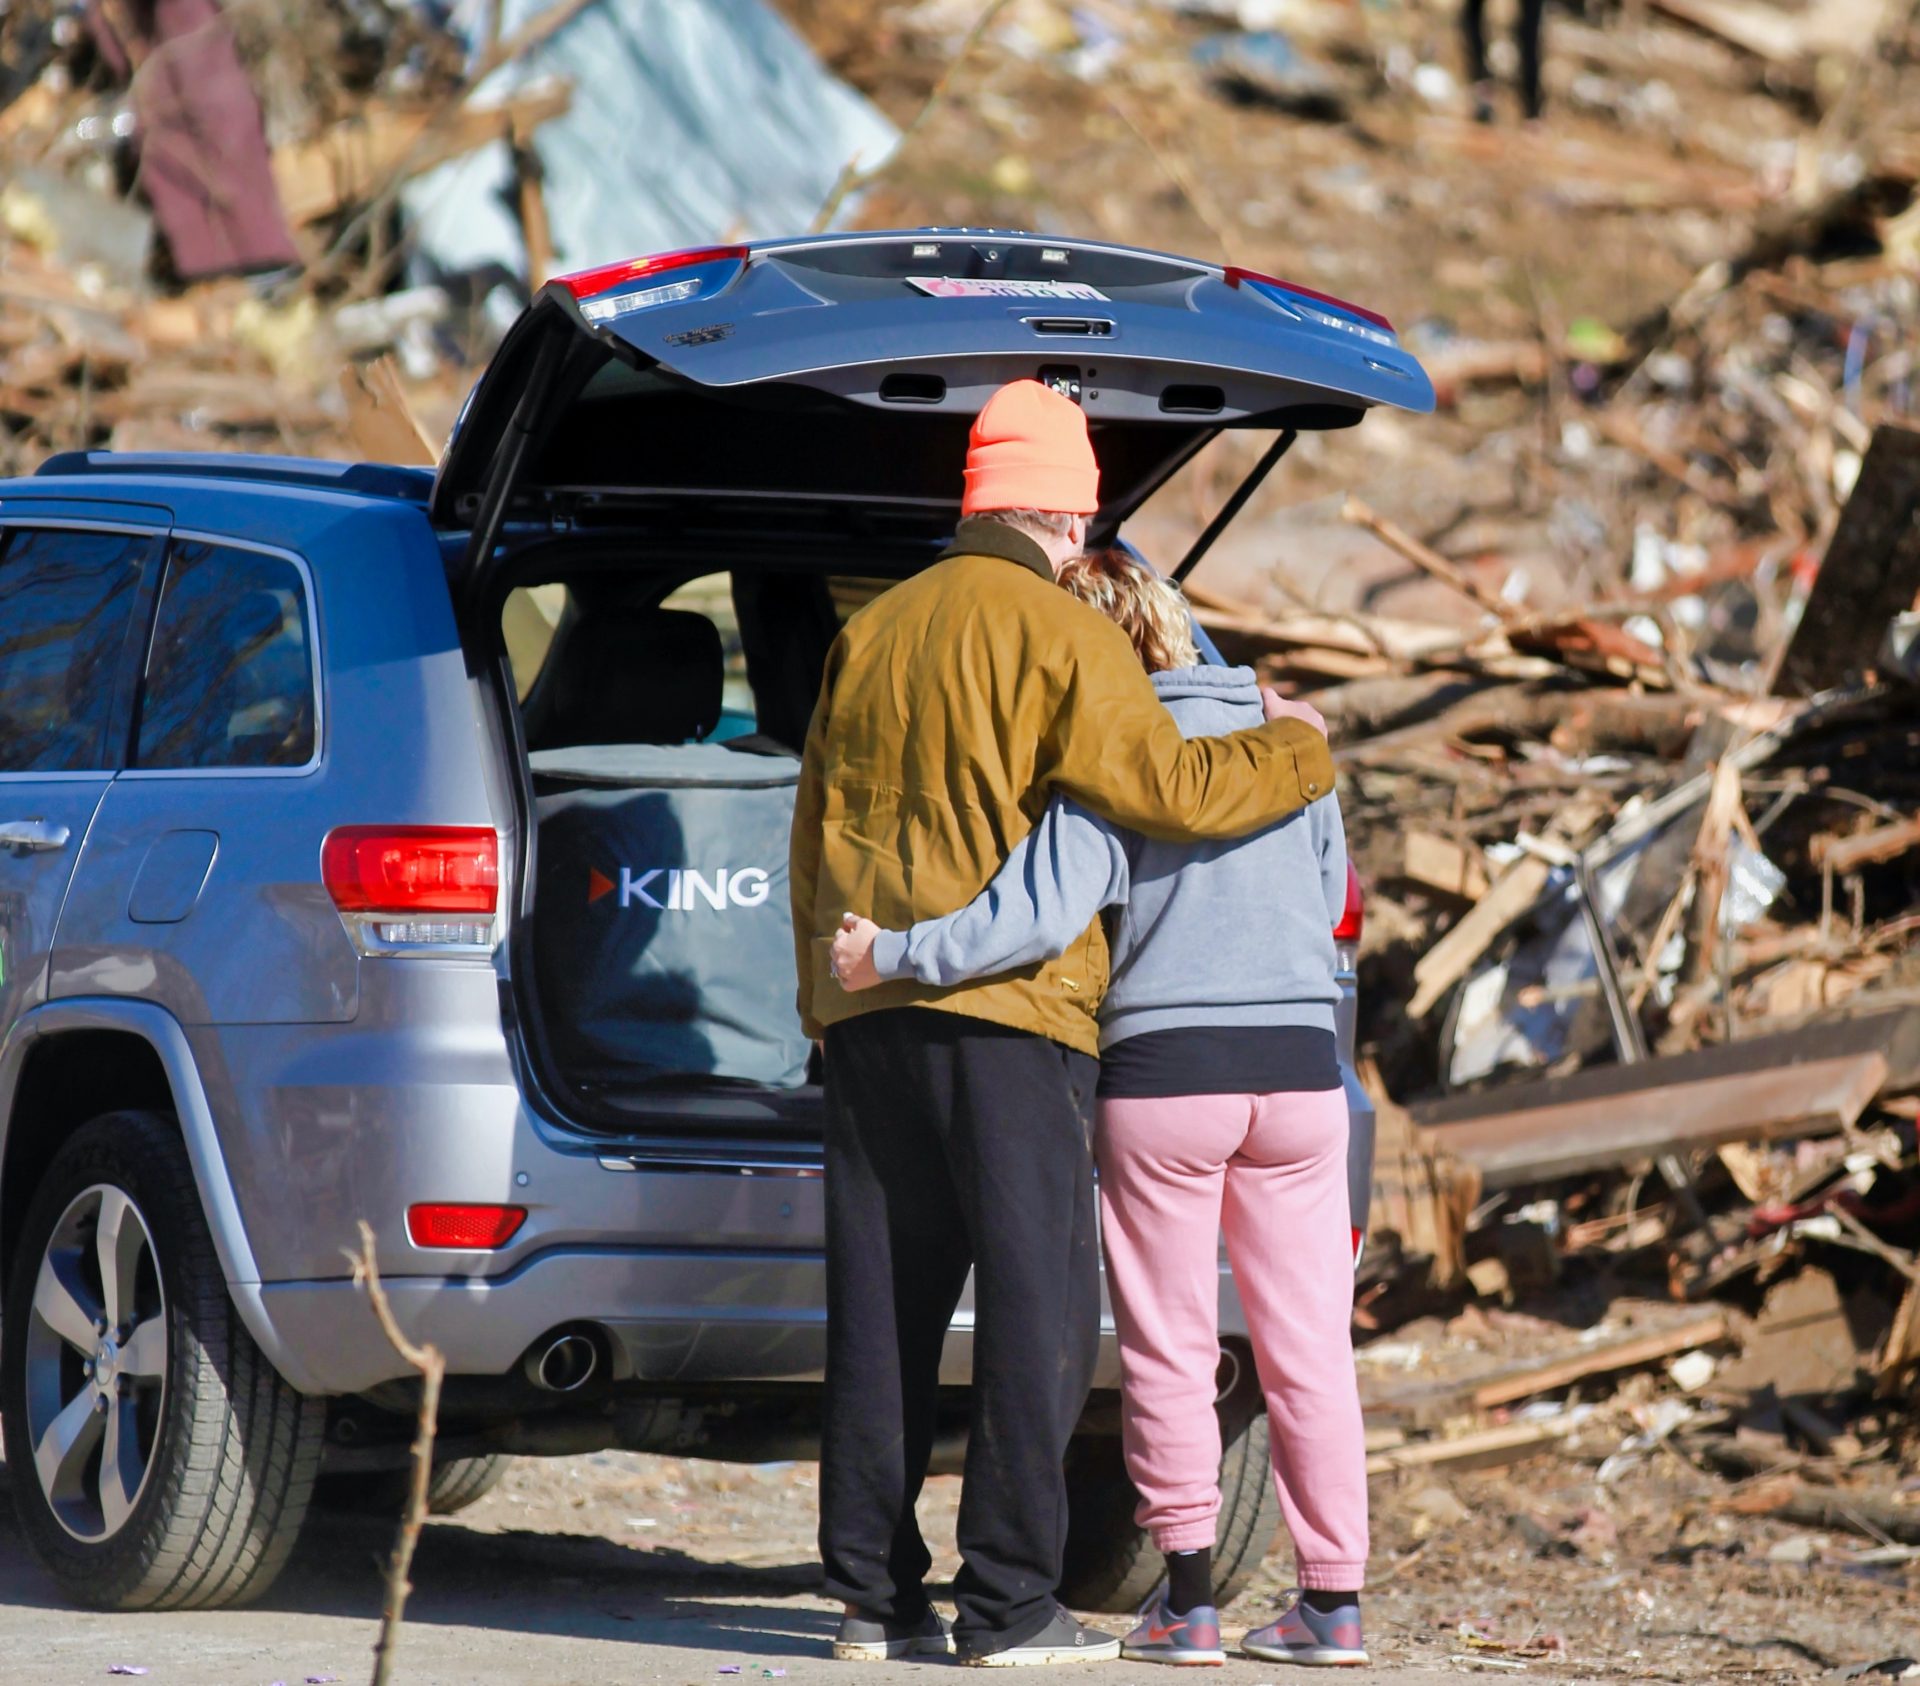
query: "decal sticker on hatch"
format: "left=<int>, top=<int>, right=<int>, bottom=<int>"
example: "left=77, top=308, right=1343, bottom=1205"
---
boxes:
left=907, top=277, right=1110, bottom=301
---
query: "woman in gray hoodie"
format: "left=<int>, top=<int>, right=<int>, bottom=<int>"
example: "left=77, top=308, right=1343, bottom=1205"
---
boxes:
left=830, top=550, right=1369, bottom=1668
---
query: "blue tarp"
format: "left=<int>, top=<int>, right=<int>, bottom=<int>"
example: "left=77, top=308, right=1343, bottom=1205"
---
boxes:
left=404, top=0, right=898, bottom=295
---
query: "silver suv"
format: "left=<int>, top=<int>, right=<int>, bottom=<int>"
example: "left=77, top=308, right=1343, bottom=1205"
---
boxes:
left=0, top=230, right=1424, bottom=1613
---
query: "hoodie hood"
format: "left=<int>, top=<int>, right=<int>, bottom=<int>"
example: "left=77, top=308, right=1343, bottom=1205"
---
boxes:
left=1150, top=663, right=1264, bottom=737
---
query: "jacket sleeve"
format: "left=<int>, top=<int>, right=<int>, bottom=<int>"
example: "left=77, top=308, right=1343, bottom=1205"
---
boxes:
left=789, top=658, right=836, bottom=1036
left=1315, top=794, right=1349, bottom=926
left=1037, top=605, right=1335, bottom=842
left=870, top=799, right=1129, bottom=988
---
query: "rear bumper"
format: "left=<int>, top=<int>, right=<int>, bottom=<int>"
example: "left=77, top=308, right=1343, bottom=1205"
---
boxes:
left=243, top=1248, right=832, bottom=1395
left=244, top=1248, right=1143, bottom=1397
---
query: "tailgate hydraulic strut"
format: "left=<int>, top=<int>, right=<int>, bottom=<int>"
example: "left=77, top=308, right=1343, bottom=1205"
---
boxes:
left=1170, top=428, right=1298, bottom=586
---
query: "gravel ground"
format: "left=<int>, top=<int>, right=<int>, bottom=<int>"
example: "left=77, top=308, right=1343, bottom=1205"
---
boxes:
left=0, top=1444, right=1912, bottom=1686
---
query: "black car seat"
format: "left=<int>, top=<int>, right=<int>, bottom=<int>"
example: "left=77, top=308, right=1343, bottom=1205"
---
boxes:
left=540, top=607, right=725, bottom=747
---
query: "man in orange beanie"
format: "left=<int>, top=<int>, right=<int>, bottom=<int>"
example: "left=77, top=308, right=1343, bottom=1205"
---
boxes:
left=792, top=379, right=1332, bottom=1666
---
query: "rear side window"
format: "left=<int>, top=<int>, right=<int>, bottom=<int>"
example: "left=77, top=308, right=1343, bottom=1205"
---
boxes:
left=0, top=526, right=147, bottom=773
left=136, top=541, right=316, bottom=770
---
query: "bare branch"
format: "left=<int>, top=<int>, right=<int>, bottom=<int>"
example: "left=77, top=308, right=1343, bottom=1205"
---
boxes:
left=347, top=1219, right=446, bottom=1686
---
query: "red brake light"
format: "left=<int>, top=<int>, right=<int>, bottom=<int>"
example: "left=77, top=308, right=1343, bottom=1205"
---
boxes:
left=552, top=244, right=749, bottom=300
left=407, top=1203, right=526, bottom=1250
left=321, top=827, right=498, bottom=914
left=1332, top=863, right=1364, bottom=945
left=1225, top=265, right=1394, bottom=332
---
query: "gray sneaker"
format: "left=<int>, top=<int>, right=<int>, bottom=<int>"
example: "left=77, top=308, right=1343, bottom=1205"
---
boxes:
left=1240, top=1590, right=1367, bottom=1667
left=960, top=1606, right=1122, bottom=1666
left=834, top=1606, right=955, bottom=1661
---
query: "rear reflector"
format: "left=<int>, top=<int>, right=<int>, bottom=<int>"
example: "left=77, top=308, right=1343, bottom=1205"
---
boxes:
left=322, top=827, right=499, bottom=914
left=1332, top=862, right=1364, bottom=945
left=552, top=244, right=750, bottom=302
left=407, top=1203, right=527, bottom=1250
left=1225, top=265, right=1394, bottom=331
left=1352, top=1227, right=1363, bottom=1259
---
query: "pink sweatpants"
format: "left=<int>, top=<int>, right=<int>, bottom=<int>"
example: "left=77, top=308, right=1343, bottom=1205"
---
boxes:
left=1096, top=1087, right=1369, bottom=1591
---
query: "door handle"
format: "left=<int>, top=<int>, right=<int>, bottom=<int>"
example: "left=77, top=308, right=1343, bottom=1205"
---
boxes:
left=0, top=820, right=71, bottom=853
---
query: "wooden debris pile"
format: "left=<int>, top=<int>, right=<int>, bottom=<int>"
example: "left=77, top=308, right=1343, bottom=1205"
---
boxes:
left=0, top=0, right=550, bottom=476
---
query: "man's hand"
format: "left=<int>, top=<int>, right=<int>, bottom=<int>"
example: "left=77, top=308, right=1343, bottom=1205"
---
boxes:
left=831, top=912, right=885, bottom=992
left=1261, top=686, right=1327, bottom=737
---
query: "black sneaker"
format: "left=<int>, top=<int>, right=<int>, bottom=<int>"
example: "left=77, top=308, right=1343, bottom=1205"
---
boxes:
left=833, top=1606, right=955, bottom=1662
left=960, top=1606, right=1122, bottom=1667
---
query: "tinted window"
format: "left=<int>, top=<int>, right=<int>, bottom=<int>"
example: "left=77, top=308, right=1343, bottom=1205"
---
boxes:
left=137, top=542, right=316, bottom=770
left=0, top=527, right=146, bottom=773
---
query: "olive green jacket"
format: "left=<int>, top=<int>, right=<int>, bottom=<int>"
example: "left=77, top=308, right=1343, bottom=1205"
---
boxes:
left=789, top=519, right=1336, bottom=1054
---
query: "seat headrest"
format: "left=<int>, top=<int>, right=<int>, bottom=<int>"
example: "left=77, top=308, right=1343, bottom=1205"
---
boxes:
left=547, top=607, right=725, bottom=746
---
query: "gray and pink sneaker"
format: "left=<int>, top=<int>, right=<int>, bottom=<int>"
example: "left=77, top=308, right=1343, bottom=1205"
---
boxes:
left=1121, top=1598, right=1227, bottom=1667
left=1240, top=1591, right=1367, bottom=1667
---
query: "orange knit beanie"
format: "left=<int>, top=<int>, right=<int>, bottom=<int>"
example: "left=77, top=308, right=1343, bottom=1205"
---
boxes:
left=960, top=379, right=1100, bottom=516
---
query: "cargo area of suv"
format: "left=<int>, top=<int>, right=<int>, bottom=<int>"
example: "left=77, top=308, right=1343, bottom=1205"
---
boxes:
left=439, top=230, right=1436, bottom=1138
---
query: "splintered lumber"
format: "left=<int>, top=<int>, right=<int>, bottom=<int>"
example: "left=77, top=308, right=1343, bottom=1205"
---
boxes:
left=1402, top=790, right=1611, bottom=1019
left=1366, top=1418, right=1576, bottom=1477
left=1407, top=858, right=1551, bottom=1018
left=340, top=356, right=439, bottom=465
left=1776, top=423, right=1920, bottom=696
left=1418, top=1051, right=1888, bottom=1189
left=1402, top=831, right=1490, bottom=902
left=1469, top=1315, right=1730, bottom=1409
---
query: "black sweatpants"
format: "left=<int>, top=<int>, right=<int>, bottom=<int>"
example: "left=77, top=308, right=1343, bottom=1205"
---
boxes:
left=819, top=1008, right=1101, bottom=1648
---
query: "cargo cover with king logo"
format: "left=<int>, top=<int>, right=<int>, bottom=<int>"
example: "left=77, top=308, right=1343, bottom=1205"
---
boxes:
left=530, top=741, right=811, bottom=1089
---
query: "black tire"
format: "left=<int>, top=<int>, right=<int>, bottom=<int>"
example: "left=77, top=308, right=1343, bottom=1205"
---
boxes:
left=1058, top=1411, right=1284, bottom=1613
left=0, top=1111, right=324, bottom=1610
left=317, top=1453, right=512, bottom=1518
left=426, top=1452, right=512, bottom=1514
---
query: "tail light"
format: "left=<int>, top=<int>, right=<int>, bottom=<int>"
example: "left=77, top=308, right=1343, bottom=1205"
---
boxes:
left=1225, top=266, right=1398, bottom=346
left=553, top=244, right=749, bottom=326
left=1332, top=862, right=1363, bottom=973
left=407, top=1203, right=526, bottom=1250
left=321, top=826, right=500, bottom=956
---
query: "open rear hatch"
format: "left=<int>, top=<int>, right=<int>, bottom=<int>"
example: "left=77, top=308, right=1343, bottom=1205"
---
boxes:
left=433, top=230, right=1433, bottom=569
left=441, top=230, right=1432, bottom=1140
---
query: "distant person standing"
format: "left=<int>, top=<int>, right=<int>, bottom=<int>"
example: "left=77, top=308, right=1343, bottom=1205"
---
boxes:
left=1461, top=0, right=1547, bottom=121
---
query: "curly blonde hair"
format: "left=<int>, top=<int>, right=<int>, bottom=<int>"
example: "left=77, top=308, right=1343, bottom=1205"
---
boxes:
left=1057, top=549, right=1199, bottom=674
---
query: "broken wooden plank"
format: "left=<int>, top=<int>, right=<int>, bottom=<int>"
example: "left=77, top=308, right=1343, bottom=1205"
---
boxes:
left=1366, top=1418, right=1577, bottom=1477
left=1407, top=857, right=1552, bottom=1019
left=1420, top=1051, right=1889, bottom=1189
left=1471, top=1314, right=1730, bottom=1409
left=340, top=356, right=439, bottom=466
left=1401, top=830, right=1490, bottom=902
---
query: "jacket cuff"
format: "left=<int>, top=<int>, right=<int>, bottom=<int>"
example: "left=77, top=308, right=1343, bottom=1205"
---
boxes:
left=1283, top=721, right=1336, bottom=804
left=870, top=929, right=914, bottom=981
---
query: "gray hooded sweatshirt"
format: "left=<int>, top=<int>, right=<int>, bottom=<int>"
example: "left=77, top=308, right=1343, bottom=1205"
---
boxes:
left=870, top=665, right=1346, bottom=1051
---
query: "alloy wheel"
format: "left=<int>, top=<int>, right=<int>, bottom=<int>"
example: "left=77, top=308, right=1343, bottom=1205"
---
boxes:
left=23, top=1185, right=168, bottom=1542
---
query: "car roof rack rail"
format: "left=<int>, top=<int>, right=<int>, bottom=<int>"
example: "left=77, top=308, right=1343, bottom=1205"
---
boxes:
left=32, top=451, right=434, bottom=503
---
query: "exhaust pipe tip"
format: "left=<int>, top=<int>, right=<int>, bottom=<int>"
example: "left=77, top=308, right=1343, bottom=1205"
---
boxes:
left=525, top=1329, right=600, bottom=1393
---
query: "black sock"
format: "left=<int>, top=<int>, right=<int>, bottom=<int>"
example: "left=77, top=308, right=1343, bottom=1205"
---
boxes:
left=1164, top=1549, right=1212, bottom=1616
left=1302, top=1589, right=1359, bottom=1615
